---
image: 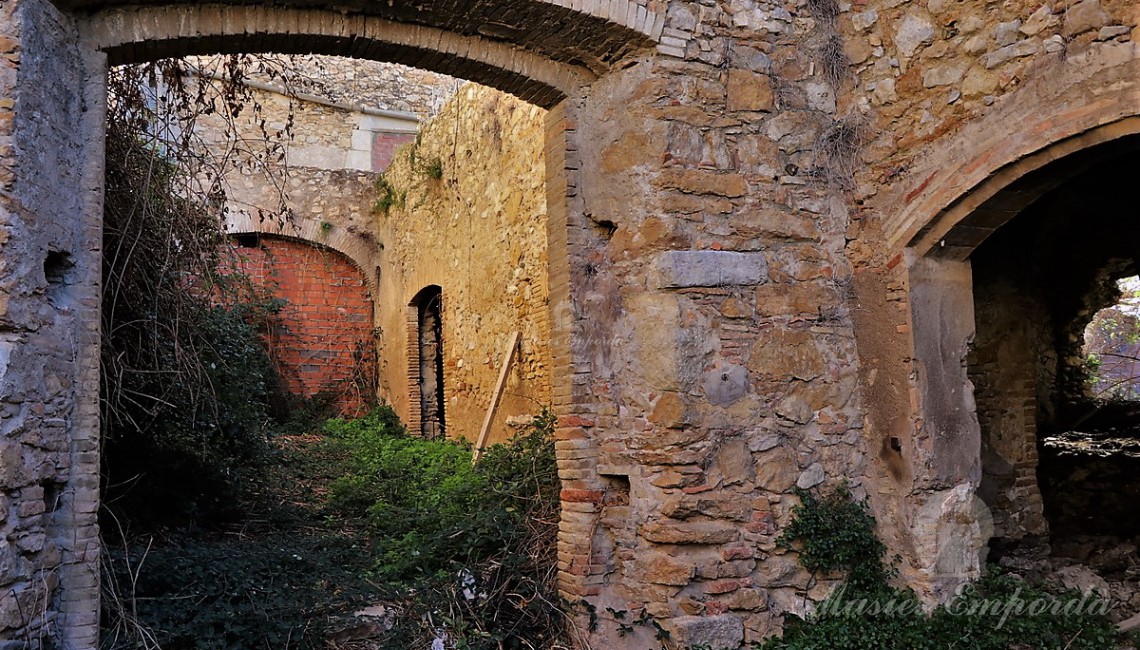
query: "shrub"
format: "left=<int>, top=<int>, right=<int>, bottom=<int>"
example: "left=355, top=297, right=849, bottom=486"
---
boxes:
left=759, top=483, right=1118, bottom=650
left=100, top=299, right=282, bottom=529
left=326, top=406, right=487, bottom=582
left=101, top=117, right=286, bottom=531
left=775, top=483, right=894, bottom=593
left=326, top=406, right=566, bottom=648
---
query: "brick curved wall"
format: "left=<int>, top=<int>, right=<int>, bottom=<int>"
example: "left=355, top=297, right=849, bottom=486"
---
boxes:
left=226, top=235, right=375, bottom=414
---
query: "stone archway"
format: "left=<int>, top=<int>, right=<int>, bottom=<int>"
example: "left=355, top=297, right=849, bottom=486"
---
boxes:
left=959, top=144, right=1140, bottom=554
left=0, top=0, right=665, bottom=645
left=854, top=41, right=1140, bottom=603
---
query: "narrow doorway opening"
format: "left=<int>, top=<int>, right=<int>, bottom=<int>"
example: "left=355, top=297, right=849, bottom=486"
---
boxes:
left=415, top=285, right=445, bottom=439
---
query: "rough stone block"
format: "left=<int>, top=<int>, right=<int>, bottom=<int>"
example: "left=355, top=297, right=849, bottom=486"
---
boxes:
left=726, top=69, right=773, bottom=112
left=796, top=462, right=825, bottom=489
left=1063, top=0, right=1111, bottom=37
left=641, top=519, right=740, bottom=544
left=642, top=551, right=696, bottom=586
left=702, top=364, right=749, bottom=406
left=983, top=38, right=1041, bottom=69
left=651, top=251, right=768, bottom=289
left=894, top=14, right=935, bottom=58
left=667, top=614, right=744, bottom=650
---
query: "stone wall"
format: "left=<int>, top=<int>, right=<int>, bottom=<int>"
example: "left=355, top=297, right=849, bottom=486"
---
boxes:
left=195, top=54, right=460, bottom=120
left=255, top=55, right=460, bottom=120
left=2, top=0, right=1140, bottom=647
left=222, top=236, right=375, bottom=415
left=969, top=261, right=1049, bottom=547
left=193, top=69, right=420, bottom=177
left=0, top=0, right=105, bottom=646
left=209, top=79, right=391, bottom=286
left=373, top=83, right=552, bottom=445
left=561, top=49, right=867, bottom=644
left=188, top=71, right=402, bottom=414
left=846, top=0, right=1136, bottom=216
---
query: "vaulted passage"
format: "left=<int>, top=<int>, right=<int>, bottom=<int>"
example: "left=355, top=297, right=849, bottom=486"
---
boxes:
left=966, top=139, right=1140, bottom=561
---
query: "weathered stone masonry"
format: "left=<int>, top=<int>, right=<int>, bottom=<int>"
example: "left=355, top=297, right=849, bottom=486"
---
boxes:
left=2, top=0, right=1140, bottom=647
left=0, top=0, right=105, bottom=646
left=373, top=83, right=554, bottom=445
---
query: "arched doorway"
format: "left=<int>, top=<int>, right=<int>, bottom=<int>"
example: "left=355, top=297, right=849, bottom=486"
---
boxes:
left=0, top=0, right=665, bottom=644
left=409, top=285, right=445, bottom=439
left=964, top=138, right=1140, bottom=553
left=887, top=123, right=1140, bottom=597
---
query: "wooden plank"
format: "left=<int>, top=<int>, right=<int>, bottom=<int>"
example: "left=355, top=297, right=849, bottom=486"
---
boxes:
left=473, top=330, right=520, bottom=463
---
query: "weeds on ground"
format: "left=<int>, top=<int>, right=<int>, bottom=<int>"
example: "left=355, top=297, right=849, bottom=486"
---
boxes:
left=326, top=406, right=568, bottom=649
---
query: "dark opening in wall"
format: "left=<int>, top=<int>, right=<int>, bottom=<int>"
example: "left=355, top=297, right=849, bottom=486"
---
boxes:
left=44, top=249, right=73, bottom=288
left=41, top=480, right=65, bottom=515
left=601, top=473, right=631, bottom=507
left=412, top=285, right=445, bottom=439
left=234, top=233, right=261, bottom=248
left=967, top=142, right=1140, bottom=569
left=1081, top=276, right=1140, bottom=404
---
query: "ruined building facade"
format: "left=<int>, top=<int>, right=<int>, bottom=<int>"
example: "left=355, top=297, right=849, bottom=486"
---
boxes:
left=1, top=0, right=1140, bottom=647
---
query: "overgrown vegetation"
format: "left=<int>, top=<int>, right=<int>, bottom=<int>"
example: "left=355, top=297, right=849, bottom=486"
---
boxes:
left=372, top=174, right=406, bottom=214
left=805, top=0, right=848, bottom=87
left=101, top=422, right=379, bottom=650
left=325, top=406, right=569, bottom=649
left=774, top=484, right=896, bottom=593
left=98, top=54, right=375, bottom=648
left=810, top=114, right=872, bottom=188
left=101, top=405, right=565, bottom=649
left=759, top=483, right=1119, bottom=650
left=101, top=57, right=299, bottom=532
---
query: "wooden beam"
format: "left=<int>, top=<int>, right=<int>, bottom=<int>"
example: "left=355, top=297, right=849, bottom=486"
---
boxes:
left=473, top=330, right=520, bottom=463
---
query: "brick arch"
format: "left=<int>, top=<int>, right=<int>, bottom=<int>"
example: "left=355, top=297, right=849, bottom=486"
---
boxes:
left=876, top=43, right=1140, bottom=259
left=224, top=233, right=377, bottom=414
left=225, top=213, right=379, bottom=294
left=78, top=1, right=663, bottom=108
